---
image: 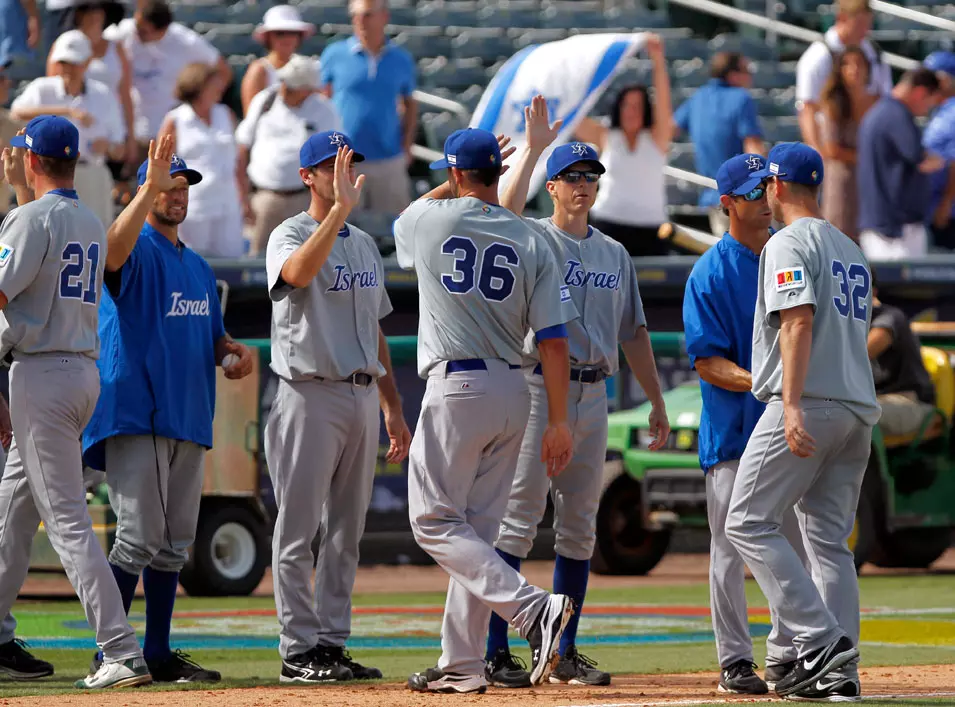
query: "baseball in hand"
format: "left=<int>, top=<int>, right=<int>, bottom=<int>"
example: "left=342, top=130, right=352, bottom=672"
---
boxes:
left=222, top=353, right=240, bottom=369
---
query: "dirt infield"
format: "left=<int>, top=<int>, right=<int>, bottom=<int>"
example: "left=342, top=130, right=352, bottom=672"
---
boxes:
left=8, top=665, right=955, bottom=707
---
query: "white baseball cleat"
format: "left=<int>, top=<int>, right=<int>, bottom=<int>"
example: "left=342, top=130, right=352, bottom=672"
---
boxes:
left=74, top=656, right=152, bottom=689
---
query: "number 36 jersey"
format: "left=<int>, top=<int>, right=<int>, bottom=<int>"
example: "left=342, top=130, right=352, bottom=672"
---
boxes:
left=394, top=197, right=578, bottom=378
left=0, top=191, right=106, bottom=360
left=751, top=216, right=880, bottom=425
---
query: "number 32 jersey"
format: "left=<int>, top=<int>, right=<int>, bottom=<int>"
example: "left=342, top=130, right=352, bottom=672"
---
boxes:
left=0, top=191, right=106, bottom=360
left=751, top=216, right=881, bottom=425
left=394, top=197, right=578, bottom=378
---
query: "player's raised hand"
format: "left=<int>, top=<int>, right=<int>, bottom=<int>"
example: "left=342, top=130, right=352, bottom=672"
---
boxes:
left=646, top=403, right=670, bottom=451
left=645, top=33, right=665, bottom=61
left=525, top=94, right=563, bottom=153
left=144, top=135, right=179, bottom=192
left=542, top=421, right=573, bottom=477
left=2, top=129, right=28, bottom=188
left=333, top=146, right=365, bottom=214
left=384, top=409, right=412, bottom=464
left=496, top=134, right=517, bottom=174
left=784, top=403, right=816, bottom=458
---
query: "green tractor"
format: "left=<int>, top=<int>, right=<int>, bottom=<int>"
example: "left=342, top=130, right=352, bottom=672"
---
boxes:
left=594, top=324, right=955, bottom=575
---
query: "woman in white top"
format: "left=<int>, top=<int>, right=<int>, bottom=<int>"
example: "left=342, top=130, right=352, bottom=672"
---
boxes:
left=46, top=0, right=136, bottom=166
left=157, top=62, right=248, bottom=258
left=240, top=5, right=315, bottom=116
left=575, top=33, right=674, bottom=256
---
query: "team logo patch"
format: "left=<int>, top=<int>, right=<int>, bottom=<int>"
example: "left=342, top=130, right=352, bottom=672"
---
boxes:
left=329, top=132, right=346, bottom=147
left=0, top=244, right=14, bottom=267
left=571, top=143, right=589, bottom=157
left=64, top=146, right=71, bottom=156
left=775, top=267, right=806, bottom=292
left=746, top=155, right=763, bottom=170
left=560, top=285, right=571, bottom=302
left=482, top=205, right=491, bottom=214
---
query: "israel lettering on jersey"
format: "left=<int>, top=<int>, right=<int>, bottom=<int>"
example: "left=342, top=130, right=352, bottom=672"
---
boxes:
left=470, top=32, right=647, bottom=201
left=564, top=259, right=622, bottom=291
left=166, top=291, right=211, bottom=317
left=327, top=263, right=380, bottom=293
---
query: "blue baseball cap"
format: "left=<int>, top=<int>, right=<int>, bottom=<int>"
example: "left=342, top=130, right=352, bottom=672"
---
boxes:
left=752, top=142, right=824, bottom=187
left=716, top=153, right=766, bottom=196
left=925, top=51, right=955, bottom=80
left=10, top=115, right=80, bottom=159
left=300, top=130, right=364, bottom=169
left=136, top=153, right=203, bottom=187
left=430, top=128, right=501, bottom=171
left=546, top=142, right=606, bottom=180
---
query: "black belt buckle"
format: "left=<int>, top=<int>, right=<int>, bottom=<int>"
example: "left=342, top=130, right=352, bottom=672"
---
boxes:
left=572, top=367, right=605, bottom=384
left=349, top=372, right=374, bottom=386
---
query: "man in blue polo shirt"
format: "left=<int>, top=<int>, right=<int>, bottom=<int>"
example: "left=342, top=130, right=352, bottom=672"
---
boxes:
left=319, top=0, right=417, bottom=215
left=673, top=52, right=765, bottom=237
left=683, top=153, right=804, bottom=696
left=923, top=52, right=955, bottom=251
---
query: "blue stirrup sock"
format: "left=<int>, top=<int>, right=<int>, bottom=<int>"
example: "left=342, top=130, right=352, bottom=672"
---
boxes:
left=485, top=548, right=521, bottom=661
left=554, top=555, right=590, bottom=655
left=101, top=564, right=140, bottom=662
left=142, top=567, right=179, bottom=663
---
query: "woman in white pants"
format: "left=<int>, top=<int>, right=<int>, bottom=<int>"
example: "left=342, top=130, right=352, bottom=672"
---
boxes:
left=158, top=62, right=247, bottom=258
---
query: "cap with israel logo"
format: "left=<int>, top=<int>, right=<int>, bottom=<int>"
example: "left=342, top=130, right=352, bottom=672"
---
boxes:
left=10, top=115, right=80, bottom=159
left=300, top=130, right=365, bottom=169
left=429, top=128, right=501, bottom=171
left=752, top=142, right=824, bottom=186
left=716, top=153, right=766, bottom=196
left=546, top=142, right=606, bottom=180
left=136, top=153, right=203, bottom=187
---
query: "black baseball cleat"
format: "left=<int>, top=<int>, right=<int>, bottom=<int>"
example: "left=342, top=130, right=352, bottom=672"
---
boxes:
left=146, top=650, right=221, bottom=683
left=718, top=659, right=768, bottom=694
left=408, top=666, right=487, bottom=693
left=280, top=646, right=353, bottom=683
left=317, top=645, right=382, bottom=680
left=485, top=648, right=531, bottom=688
left=786, top=673, right=861, bottom=702
left=775, top=637, right=859, bottom=697
left=549, top=645, right=611, bottom=686
left=0, top=639, right=54, bottom=679
left=765, top=660, right=797, bottom=691
left=526, top=594, right=574, bottom=686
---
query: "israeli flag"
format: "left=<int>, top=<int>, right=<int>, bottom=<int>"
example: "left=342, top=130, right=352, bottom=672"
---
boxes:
left=470, top=32, right=648, bottom=200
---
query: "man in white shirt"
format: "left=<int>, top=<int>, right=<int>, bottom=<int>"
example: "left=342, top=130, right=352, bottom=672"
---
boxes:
left=235, top=55, right=341, bottom=256
left=796, top=0, right=893, bottom=152
left=11, top=29, right=124, bottom=226
left=105, top=0, right=231, bottom=158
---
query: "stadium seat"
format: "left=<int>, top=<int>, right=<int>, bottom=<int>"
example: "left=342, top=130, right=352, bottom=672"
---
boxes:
left=477, top=2, right=541, bottom=29
left=209, top=33, right=260, bottom=57
left=394, top=30, right=453, bottom=60
left=171, top=3, right=228, bottom=26
left=451, top=30, right=514, bottom=64
left=455, top=84, right=485, bottom=112
left=750, top=63, right=796, bottom=90
left=541, top=3, right=606, bottom=29
left=423, top=112, right=464, bottom=152
left=708, top=33, right=778, bottom=61
left=672, top=59, right=709, bottom=88
left=511, top=28, right=569, bottom=49
left=666, top=181, right=702, bottom=206
left=227, top=3, right=269, bottom=26
left=388, top=5, right=418, bottom=25
left=420, top=56, right=488, bottom=91
left=765, top=119, right=801, bottom=143
left=416, top=1, right=482, bottom=28
left=663, top=37, right=711, bottom=61
left=295, top=4, right=352, bottom=25
left=605, top=7, right=673, bottom=29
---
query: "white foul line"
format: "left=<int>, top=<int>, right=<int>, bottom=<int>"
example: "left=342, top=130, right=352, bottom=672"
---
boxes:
left=554, top=692, right=955, bottom=707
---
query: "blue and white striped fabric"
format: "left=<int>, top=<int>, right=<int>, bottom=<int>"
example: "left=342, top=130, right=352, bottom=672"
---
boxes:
left=470, top=32, right=648, bottom=201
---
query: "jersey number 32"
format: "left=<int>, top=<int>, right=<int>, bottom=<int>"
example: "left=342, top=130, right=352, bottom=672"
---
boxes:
left=831, top=260, right=869, bottom=322
left=441, top=236, right=519, bottom=302
left=59, top=242, right=100, bottom=305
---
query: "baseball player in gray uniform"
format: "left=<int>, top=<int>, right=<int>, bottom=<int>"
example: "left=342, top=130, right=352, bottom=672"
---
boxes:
left=394, top=127, right=578, bottom=694
left=484, top=97, right=670, bottom=689
left=265, top=130, right=411, bottom=683
left=0, top=116, right=149, bottom=689
left=726, top=143, right=880, bottom=701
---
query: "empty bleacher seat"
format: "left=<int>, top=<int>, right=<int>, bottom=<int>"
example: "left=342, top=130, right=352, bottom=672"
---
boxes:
left=420, top=56, right=488, bottom=91
left=510, top=27, right=568, bottom=49
left=541, top=2, right=605, bottom=29
left=451, top=30, right=514, bottom=63
left=226, top=3, right=268, bottom=26
left=295, top=4, right=352, bottom=25
left=666, top=181, right=702, bottom=206
left=750, top=62, right=795, bottom=90
left=455, top=84, right=486, bottom=111
left=765, top=118, right=801, bottom=143
left=708, top=33, right=777, bottom=61
left=663, top=37, right=710, bottom=61
left=394, top=30, right=454, bottom=60
left=171, top=3, right=228, bottom=26
left=417, top=1, right=482, bottom=27
left=672, top=58, right=708, bottom=89
left=423, top=111, right=465, bottom=151
left=606, top=7, right=672, bottom=29
left=477, top=1, right=541, bottom=29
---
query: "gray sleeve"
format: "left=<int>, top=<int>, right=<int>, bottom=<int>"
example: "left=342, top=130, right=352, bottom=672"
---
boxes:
left=374, top=249, right=393, bottom=319
left=618, top=254, right=646, bottom=342
left=265, top=224, right=302, bottom=302
left=762, top=234, right=816, bottom=329
left=0, top=209, right=49, bottom=302
left=528, top=239, right=578, bottom=333
left=392, top=199, right=432, bottom=270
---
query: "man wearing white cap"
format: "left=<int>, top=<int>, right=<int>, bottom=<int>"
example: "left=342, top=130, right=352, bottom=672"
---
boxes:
left=236, top=54, right=341, bottom=256
left=11, top=29, right=124, bottom=226
left=240, top=5, right=316, bottom=115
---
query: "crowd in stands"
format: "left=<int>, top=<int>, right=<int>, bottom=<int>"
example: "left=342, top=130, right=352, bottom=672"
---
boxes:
left=0, top=0, right=953, bottom=263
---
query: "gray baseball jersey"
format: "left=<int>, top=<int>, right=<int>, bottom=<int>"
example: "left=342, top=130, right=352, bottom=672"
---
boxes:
left=393, top=197, right=577, bottom=377
left=522, top=219, right=645, bottom=373
left=266, top=213, right=392, bottom=380
left=0, top=192, right=105, bottom=358
left=752, top=217, right=880, bottom=424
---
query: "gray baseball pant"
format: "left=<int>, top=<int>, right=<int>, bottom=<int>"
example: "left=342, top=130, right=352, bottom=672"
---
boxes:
left=105, top=436, right=206, bottom=574
left=0, top=440, right=38, bottom=645
left=706, top=459, right=807, bottom=668
left=408, top=360, right=550, bottom=677
left=265, top=377, right=379, bottom=659
left=725, top=399, right=871, bottom=657
left=0, top=354, right=141, bottom=660
left=496, top=374, right=607, bottom=561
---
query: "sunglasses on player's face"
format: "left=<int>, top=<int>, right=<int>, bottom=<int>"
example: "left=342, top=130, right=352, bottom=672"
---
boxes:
left=559, top=171, right=600, bottom=184
left=735, top=185, right=766, bottom=202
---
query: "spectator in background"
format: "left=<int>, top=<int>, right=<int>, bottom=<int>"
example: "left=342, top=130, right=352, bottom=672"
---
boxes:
left=922, top=52, right=955, bottom=251
left=320, top=0, right=417, bottom=215
left=857, top=68, right=944, bottom=261
left=575, top=34, right=674, bottom=256
left=0, top=0, right=39, bottom=63
left=818, top=46, right=877, bottom=242
left=12, top=29, right=124, bottom=226
left=673, top=51, right=764, bottom=237
left=105, top=0, right=231, bottom=162
left=236, top=55, right=340, bottom=256
left=0, top=56, right=19, bottom=218
left=241, top=5, right=315, bottom=116
left=796, top=0, right=891, bottom=153
left=157, top=63, right=246, bottom=258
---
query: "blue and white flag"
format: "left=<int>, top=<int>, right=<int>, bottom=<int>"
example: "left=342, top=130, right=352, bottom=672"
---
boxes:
left=470, top=32, right=648, bottom=200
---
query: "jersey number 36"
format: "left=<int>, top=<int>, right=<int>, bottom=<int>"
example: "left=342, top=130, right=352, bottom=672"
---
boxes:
left=59, top=241, right=100, bottom=305
left=441, top=236, right=519, bottom=302
left=831, top=259, right=869, bottom=322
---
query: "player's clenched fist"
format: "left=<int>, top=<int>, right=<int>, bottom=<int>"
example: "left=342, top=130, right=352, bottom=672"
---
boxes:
left=542, top=421, right=573, bottom=477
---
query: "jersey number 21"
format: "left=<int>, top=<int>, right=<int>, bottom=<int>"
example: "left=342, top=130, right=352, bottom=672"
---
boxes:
left=59, top=242, right=100, bottom=305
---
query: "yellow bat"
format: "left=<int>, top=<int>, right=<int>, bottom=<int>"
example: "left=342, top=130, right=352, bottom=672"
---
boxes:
left=657, top=222, right=720, bottom=255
